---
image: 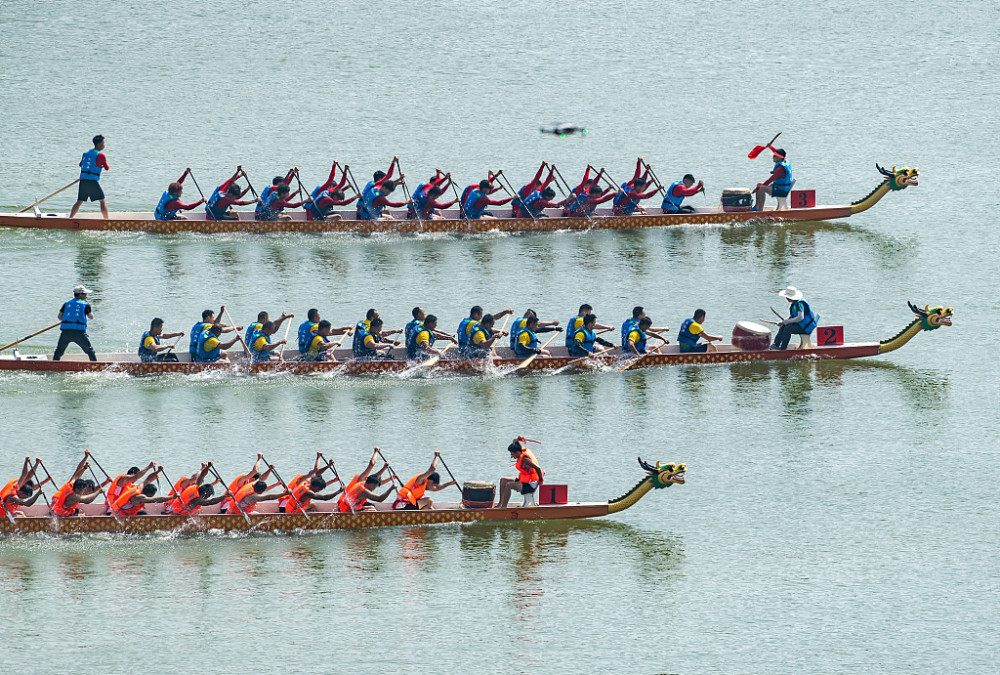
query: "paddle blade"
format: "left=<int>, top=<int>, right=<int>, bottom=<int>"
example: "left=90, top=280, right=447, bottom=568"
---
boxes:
left=748, top=145, right=766, bottom=159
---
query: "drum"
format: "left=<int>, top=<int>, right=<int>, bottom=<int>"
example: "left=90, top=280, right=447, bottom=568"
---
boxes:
left=462, top=481, right=496, bottom=509
left=721, top=188, right=753, bottom=212
left=732, top=321, right=772, bottom=351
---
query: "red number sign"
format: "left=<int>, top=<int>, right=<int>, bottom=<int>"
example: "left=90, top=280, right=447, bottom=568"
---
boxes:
left=790, top=190, right=816, bottom=208
left=817, top=326, right=844, bottom=346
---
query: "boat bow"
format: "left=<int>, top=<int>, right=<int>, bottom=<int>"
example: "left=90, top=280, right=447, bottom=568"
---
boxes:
left=607, top=459, right=686, bottom=514
left=878, top=302, right=953, bottom=354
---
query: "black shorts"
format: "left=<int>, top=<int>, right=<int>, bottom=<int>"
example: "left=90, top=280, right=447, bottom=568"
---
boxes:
left=399, top=502, right=419, bottom=511
left=519, top=482, right=537, bottom=494
left=77, top=179, right=105, bottom=202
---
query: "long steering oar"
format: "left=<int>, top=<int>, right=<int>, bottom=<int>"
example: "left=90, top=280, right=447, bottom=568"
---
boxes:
left=0, top=322, right=60, bottom=353
left=260, top=454, right=312, bottom=523
left=223, top=307, right=252, bottom=359
left=514, top=332, right=560, bottom=371
left=206, top=464, right=253, bottom=527
left=19, top=180, right=80, bottom=213
left=749, top=132, right=782, bottom=159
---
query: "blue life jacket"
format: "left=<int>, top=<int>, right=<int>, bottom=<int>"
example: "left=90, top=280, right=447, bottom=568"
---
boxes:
left=255, top=185, right=274, bottom=218
left=623, top=327, right=647, bottom=354
left=358, top=181, right=383, bottom=220
left=408, top=183, right=431, bottom=218
left=457, top=318, right=477, bottom=353
left=303, top=329, right=330, bottom=361
left=404, top=319, right=423, bottom=350
left=352, top=320, right=369, bottom=354
left=61, top=298, right=89, bottom=331
left=565, top=315, right=584, bottom=347
left=353, top=326, right=379, bottom=359
left=407, top=328, right=435, bottom=359
left=620, top=318, right=639, bottom=349
left=771, top=160, right=794, bottom=194
left=305, top=186, right=331, bottom=219
left=190, top=321, right=210, bottom=352
left=244, top=322, right=262, bottom=348
left=257, top=191, right=282, bottom=221
left=80, top=149, right=103, bottom=181
left=789, top=299, right=818, bottom=333
left=458, top=185, right=475, bottom=217
left=154, top=190, right=179, bottom=220
left=463, top=188, right=487, bottom=219
left=138, top=331, right=160, bottom=361
left=569, top=326, right=596, bottom=356
left=613, top=183, right=642, bottom=214
left=467, top=325, right=493, bottom=357
left=509, top=317, right=529, bottom=349
left=678, top=318, right=700, bottom=349
left=513, top=327, right=539, bottom=357
left=661, top=181, right=685, bottom=211
left=564, top=191, right=592, bottom=217
left=205, top=185, right=230, bottom=219
left=249, top=326, right=271, bottom=362
left=298, top=320, right=318, bottom=353
left=518, top=190, right=546, bottom=218
left=195, top=328, right=220, bottom=362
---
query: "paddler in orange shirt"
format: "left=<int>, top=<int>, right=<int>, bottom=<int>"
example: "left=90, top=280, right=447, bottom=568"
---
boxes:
left=163, top=462, right=223, bottom=515
left=220, top=466, right=286, bottom=515
left=105, top=461, right=156, bottom=513
left=392, top=451, right=457, bottom=511
left=50, top=451, right=106, bottom=516
left=278, top=456, right=345, bottom=514
left=497, top=437, right=544, bottom=508
left=1, top=457, right=48, bottom=518
left=338, top=448, right=395, bottom=512
left=110, top=466, right=173, bottom=516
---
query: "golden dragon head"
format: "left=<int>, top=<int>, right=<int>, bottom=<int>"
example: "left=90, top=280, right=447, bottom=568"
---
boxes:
left=638, top=458, right=686, bottom=487
left=877, top=164, right=919, bottom=191
left=907, top=302, right=953, bottom=330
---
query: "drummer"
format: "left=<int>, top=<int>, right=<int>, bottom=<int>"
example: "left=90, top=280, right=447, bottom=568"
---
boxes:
left=497, top=437, right=544, bottom=508
left=771, top=286, right=819, bottom=349
left=392, top=451, right=456, bottom=510
left=677, top=309, right=723, bottom=353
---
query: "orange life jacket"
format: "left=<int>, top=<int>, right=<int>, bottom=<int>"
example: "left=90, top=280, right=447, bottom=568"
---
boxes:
left=51, top=482, right=78, bottom=516
left=516, top=449, right=541, bottom=483
left=283, top=481, right=312, bottom=514
left=397, top=474, right=427, bottom=507
left=278, top=474, right=306, bottom=512
left=171, top=484, right=202, bottom=516
left=111, top=484, right=143, bottom=516
left=223, top=483, right=257, bottom=514
left=338, top=475, right=365, bottom=512
left=1, top=478, right=20, bottom=515
left=163, top=479, right=186, bottom=514
left=107, top=474, right=128, bottom=506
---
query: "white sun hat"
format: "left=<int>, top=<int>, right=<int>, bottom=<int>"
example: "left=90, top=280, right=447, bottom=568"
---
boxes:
left=778, top=285, right=803, bottom=301
left=73, top=285, right=92, bottom=294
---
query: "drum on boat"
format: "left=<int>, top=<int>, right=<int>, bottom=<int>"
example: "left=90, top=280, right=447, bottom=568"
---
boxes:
left=462, top=481, right=496, bottom=508
left=732, top=321, right=772, bottom=351
left=721, top=188, right=753, bottom=212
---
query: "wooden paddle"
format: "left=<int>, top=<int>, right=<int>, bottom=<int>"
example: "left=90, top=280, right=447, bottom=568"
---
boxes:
left=436, top=453, right=463, bottom=497
left=418, top=340, right=452, bottom=369
left=514, top=332, right=560, bottom=371
left=562, top=344, right=616, bottom=369
left=487, top=315, right=512, bottom=362
left=18, top=180, right=80, bottom=213
left=36, top=460, right=57, bottom=512
left=278, top=313, right=293, bottom=361
left=0, top=322, right=60, bottom=353
left=207, top=464, right=253, bottom=527
left=223, top=307, right=251, bottom=358
left=84, top=452, right=122, bottom=524
left=318, top=453, right=355, bottom=514
left=618, top=341, right=668, bottom=372
left=552, top=165, right=598, bottom=227
left=187, top=168, right=208, bottom=205
left=260, top=454, right=311, bottom=523
left=748, top=132, right=782, bottom=159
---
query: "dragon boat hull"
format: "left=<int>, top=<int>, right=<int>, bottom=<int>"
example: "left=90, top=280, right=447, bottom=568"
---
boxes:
left=0, top=342, right=883, bottom=376
left=0, top=460, right=686, bottom=536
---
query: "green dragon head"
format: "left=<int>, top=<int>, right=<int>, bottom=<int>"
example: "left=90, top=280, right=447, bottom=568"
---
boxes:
left=907, top=302, right=953, bottom=330
left=638, top=458, right=686, bottom=487
left=877, top=164, right=919, bottom=191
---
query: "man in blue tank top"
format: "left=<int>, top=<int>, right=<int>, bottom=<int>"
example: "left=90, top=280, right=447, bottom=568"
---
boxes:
left=70, top=135, right=110, bottom=219
left=54, top=285, right=97, bottom=361
left=771, top=286, right=819, bottom=350
left=753, top=149, right=794, bottom=211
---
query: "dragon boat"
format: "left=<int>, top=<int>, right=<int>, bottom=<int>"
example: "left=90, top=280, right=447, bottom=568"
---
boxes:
left=0, top=165, right=918, bottom=235
left=0, top=459, right=684, bottom=536
left=0, top=303, right=952, bottom=376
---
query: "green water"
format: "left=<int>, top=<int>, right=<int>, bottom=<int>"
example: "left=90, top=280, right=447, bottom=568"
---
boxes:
left=1, top=1, right=998, bottom=672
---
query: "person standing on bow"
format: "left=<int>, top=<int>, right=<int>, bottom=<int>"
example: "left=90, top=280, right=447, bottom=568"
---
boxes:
left=154, top=169, right=204, bottom=221
left=771, top=286, right=818, bottom=350
left=137, top=318, right=185, bottom=362
left=206, top=167, right=255, bottom=221
left=677, top=309, right=723, bottom=353
left=54, top=285, right=97, bottom=362
left=661, top=174, right=704, bottom=214
left=70, top=134, right=110, bottom=219
left=753, top=149, right=793, bottom=211
left=497, top=438, right=544, bottom=508
left=393, top=451, right=456, bottom=510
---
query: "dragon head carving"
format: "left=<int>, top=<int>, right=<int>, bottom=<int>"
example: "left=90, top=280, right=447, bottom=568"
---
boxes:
left=907, top=302, right=953, bottom=330
left=638, top=458, right=686, bottom=487
left=877, top=164, right=919, bottom=190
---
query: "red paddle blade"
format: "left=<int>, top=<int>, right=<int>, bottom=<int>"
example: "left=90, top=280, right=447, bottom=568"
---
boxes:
left=748, top=144, right=767, bottom=159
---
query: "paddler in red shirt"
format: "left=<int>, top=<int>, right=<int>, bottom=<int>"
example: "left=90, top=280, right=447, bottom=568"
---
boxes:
left=461, top=175, right=514, bottom=220
left=256, top=182, right=309, bottom=222
left=408, top=170, right=456, bottom=220
left=154, top=169, right=205, bottom=221
left=660, top=174, right=704, bottom=214
left=205, top=167, right=256, bottom=221
left=563, top=182, right=616, bottom=218
left=71, top=134, right=110, bottom=218
left=753, top=148, right=794, bottom=211
left=305, top=163, right=358, bottom=221
left=512, top=162, right=557, bottom=217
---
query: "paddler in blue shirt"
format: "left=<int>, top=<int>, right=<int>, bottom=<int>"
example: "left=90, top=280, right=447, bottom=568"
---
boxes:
left=677, top=309, right=723, bottom=353
left=137, top=318, right=185, bottom=362
left=753, top=149, right=793, bottom=211
left=194, top=324, right=241, bottom=363
left=771, top=286, right=818, bottom=350
left=154, top=169, right=205, bottom=221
